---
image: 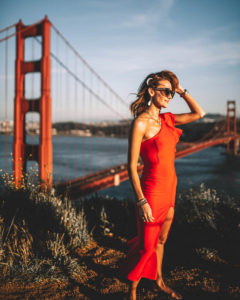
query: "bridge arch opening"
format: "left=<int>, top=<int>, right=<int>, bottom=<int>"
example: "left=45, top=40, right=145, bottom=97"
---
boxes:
left=25, top=112, right=40, bottom=145
left=24, top=36, right=42, bottom=62
left=24, top=72, right=41, bottom=99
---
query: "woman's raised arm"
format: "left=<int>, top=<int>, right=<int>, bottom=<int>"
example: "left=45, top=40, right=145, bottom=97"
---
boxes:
left=173, top=85, right=206, bottom=125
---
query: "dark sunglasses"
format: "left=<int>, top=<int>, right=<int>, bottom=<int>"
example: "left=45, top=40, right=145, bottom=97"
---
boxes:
left=153, top=88, right=175, bottom=98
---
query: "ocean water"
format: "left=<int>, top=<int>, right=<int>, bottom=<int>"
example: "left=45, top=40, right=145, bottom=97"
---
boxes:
left=0, top=135, right=239, bottom=199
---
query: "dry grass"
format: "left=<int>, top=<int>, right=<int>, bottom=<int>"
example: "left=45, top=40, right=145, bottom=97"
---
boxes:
left=0, top=171, right=91, bottom=284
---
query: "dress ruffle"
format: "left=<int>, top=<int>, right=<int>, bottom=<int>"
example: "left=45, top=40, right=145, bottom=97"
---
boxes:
left=160, top=112, right=182, bottom=141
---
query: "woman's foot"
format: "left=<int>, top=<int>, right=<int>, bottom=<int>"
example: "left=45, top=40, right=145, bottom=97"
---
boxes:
left=154, top=278, right=183, bottom=299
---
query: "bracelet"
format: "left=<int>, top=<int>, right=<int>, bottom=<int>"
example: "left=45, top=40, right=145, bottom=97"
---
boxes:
left=137, top=199, right=148, bottom=207
left=136, top=198, right=148, bottom=207
left=137, top=197, right=146, bottom=202
left=180, top=89, right=188, bottom=97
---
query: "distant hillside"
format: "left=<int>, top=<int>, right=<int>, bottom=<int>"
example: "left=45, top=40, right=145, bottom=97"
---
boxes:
left=205, top=113, right=225, bottom=119
left=52, top=121, right=131, bottom=137
left=196, top=113, right=225, bottom=123
left=52, top=113, right=239, bottom=141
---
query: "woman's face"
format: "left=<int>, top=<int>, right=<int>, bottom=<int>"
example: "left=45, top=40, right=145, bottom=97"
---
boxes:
left=149, top=79, right=173, bottom=109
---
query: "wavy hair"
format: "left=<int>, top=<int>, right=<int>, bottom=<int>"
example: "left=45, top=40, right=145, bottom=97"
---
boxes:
left=130, top=70, right=179, bottom=117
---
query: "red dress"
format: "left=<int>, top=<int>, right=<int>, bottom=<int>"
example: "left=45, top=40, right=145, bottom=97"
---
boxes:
left=120, top=112, right=182, bottom=281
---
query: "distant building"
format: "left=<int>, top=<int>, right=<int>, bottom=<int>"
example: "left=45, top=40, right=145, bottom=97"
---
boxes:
left=70, top=129, right=92, bottom=136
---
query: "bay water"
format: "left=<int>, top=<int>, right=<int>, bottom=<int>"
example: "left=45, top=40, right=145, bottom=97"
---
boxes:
left=0, top=135, right=239, bottom=199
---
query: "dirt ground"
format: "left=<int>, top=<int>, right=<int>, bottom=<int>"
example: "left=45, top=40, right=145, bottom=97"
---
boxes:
left=0, top=232, right=239, bottom=300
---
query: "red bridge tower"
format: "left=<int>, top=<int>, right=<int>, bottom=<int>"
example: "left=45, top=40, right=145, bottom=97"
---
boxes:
left=13, top=17, right=52, bottom=188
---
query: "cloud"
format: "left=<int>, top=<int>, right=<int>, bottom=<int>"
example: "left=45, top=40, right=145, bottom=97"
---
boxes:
left=88, top=37, right=240, bottom=75
left=116, top=0, right=177, bottom=29
left=120, top=14, right=151, bottom=28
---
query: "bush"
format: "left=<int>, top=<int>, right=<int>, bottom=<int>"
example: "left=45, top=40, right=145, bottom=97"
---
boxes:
left=0, top=172, right=91, bottom=282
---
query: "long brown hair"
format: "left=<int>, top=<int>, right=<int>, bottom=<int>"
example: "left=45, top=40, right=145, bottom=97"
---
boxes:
left=130, top=70, right=179, bottom=117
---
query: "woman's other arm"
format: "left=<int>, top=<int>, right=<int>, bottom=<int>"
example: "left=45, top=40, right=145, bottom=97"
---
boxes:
left=127, top=118, right=146, bottom=200
left=127, top=118, right=155, bottom=223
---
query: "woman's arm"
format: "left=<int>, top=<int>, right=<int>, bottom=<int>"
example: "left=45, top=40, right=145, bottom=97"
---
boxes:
left=173, top=85, right=206, bottom=125
left=127, top=118, right=146, bottom=201
left=128, top=118, right=155, bottom=222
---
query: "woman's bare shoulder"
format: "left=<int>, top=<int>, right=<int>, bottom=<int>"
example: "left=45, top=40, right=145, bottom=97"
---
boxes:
left=132, top=113, right=149, bottom=133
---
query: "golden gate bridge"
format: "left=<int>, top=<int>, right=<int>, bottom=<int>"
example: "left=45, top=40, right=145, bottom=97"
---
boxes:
left=0, top=17, right=239, bottom=198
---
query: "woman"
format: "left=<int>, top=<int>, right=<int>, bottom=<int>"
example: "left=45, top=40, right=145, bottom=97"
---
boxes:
left=119, top=70, right=205, bottom=300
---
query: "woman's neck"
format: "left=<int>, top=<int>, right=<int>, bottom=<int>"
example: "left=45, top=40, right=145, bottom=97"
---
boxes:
left=146, top=106, right=161, bottom=118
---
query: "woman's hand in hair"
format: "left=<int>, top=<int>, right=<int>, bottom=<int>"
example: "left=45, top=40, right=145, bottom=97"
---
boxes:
left=175, top=83, right=185, bottom=95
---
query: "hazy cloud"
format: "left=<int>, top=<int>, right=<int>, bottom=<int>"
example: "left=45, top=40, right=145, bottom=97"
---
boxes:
left=117, top=0, right=177, bottom=28
left=89, top=37, right=240, bottom=74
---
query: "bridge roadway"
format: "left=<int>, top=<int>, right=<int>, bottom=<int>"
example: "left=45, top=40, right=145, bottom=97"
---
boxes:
left=55, top=134, right=240, bottom=199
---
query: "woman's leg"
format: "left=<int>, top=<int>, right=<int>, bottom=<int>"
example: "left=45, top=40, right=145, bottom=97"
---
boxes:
left=128, top=278, right=141, bottom=300
left=156, top=207, right=174, bottom=279
left=155, top=207, right=182, bottom=299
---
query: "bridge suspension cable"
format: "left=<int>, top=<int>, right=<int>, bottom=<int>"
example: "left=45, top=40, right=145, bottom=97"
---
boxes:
left=50, top=45, right=126, bottom=118
left=4, top=29, right=8, bottom=173
left=50, top=21, right=129, bottom=181
left=194, top=118, right=226, bottom=142
left=50, top=22, right=129, bottom=109
left=33, top=35, right=128, bottom=119
left=0, top=19, right=44, bottom=43
left=0, top=22, right=17, bottom=34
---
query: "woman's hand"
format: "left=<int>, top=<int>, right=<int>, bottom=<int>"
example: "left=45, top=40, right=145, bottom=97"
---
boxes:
left=175, top=83, right=184, bottom=95
left=139, top=203, right=155, bottom=222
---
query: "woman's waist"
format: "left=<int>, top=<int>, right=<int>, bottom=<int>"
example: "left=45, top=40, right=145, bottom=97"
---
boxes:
left=140, top=173, right=177, bottom=193
left=142, top=164, right=175, bottom=174
left=141, top=168, right=176, bottom=181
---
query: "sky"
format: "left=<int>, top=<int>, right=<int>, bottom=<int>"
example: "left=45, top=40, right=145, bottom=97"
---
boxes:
left=1, top=0, right=240, bottom=120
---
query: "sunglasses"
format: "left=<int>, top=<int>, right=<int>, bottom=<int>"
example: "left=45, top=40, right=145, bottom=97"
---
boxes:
left=153, top=88, right=175, bottom=98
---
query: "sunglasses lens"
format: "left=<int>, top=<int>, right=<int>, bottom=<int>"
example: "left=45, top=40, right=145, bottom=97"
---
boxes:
left=166, top=89, right=171, bottom=97
left=165, top=89, right=174, bottom=98
left=167, top=89, right=174, bottom=98
left=156, top=88, right=174, bottom=98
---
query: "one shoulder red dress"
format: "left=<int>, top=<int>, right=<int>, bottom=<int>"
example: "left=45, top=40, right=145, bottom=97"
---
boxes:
left=120, top=112, right=182, bottom=281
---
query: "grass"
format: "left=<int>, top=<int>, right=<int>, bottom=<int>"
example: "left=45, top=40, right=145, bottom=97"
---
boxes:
left=0, top=172, right=91, bottom=284
left=0, top=172, right=239, bottom=299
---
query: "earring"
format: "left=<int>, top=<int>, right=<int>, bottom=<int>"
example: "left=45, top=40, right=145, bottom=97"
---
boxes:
left=148, top=96, right=152, bottom=106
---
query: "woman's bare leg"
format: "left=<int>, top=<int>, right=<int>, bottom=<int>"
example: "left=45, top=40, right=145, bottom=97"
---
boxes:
left=156, top=242, right=164, bottom=279
left=128, top=278, right=141, bottom=300
left=155, top=207, right=183, bottom=299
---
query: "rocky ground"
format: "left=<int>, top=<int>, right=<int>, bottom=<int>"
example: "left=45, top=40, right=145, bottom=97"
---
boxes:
left=1, top=230, right=239, bottom=300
